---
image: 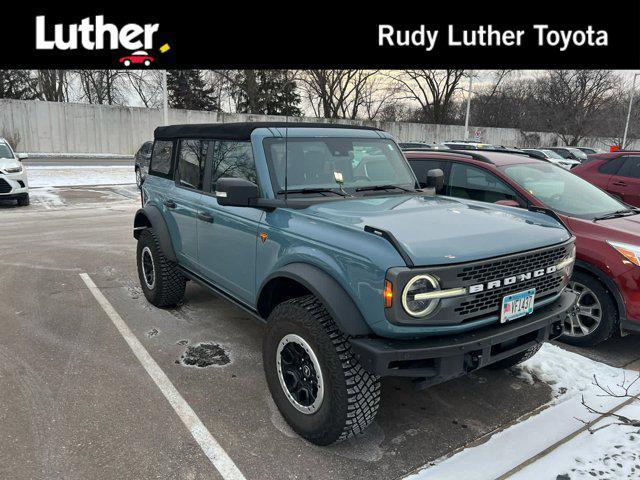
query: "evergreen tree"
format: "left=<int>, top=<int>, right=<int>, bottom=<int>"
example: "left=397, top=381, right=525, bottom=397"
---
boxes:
left=234, top=70, right=301, bottom=116
left=167, top=70, right=218, bottom=111
left=0, top=70, right=37, bottom=100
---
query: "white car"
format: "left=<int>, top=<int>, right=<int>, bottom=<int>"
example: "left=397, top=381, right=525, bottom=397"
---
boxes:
left=0, top=138, right=29, bottom=206
left=522, top=148, right=581, bottom=170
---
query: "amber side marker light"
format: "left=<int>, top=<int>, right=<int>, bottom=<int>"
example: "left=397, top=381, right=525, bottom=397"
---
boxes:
left=384, top=280, right=394, bottom=308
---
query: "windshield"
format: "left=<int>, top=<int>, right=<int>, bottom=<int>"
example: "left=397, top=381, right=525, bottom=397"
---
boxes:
left=500, top=162, right=628, bottom=219
left=567, top=148, right=588, bottom=160
left=263, top=137, right=417, bottom=195
left=540, top=149, right=564, bottom=160
left=0, top=143, right=14, bottom=159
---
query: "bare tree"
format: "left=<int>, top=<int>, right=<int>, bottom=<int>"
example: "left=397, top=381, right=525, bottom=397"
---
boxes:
left=0, top=70, right=38, bottom=100
left=535, top=70, right=619, bottom=145
left=298, top=70, right=390, bottom=120
left=34, top=70, right=68, bottom=102
left=388, top=70, right=466, bottom=124
left=76, top=70, right=125, bottom=105
left=124, top=70, right=164, bottom=108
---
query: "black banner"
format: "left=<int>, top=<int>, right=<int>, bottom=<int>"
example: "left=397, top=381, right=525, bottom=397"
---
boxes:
left=2, top=2, right=639, bottom=69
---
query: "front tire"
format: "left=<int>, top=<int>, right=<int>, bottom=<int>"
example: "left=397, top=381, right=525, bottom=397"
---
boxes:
left=560, top=270, right=618, bottom=347
left=136, top=228, right=186, bottom=307
left=263, top=295, right=381, bottom=445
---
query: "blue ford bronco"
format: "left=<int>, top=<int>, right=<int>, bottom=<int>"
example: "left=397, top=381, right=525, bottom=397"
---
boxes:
left=134, top=122, right=577, bottom=445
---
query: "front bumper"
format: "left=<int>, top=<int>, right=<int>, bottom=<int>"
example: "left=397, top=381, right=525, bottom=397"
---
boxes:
left=350, top=290, right=577, bottom=384
left=0, top=172, right=29, bottom=198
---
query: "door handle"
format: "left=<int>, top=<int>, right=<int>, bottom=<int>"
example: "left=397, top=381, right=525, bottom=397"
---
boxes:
left=163, top=199, right=176, bottom=209
left=197, top=212, right=214, bottom=223
left=612, top=181, right=628, bottom=187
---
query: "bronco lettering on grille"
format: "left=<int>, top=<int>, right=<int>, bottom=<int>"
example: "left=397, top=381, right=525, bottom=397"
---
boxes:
left=468, top=265, right=558, bottom=293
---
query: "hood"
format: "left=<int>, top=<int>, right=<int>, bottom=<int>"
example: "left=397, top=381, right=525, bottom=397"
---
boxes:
left=0, top=158, right=21, bottom=170
left=568, top=214, right=640, bottom=245
left=299, top=195, right=571, bottom=266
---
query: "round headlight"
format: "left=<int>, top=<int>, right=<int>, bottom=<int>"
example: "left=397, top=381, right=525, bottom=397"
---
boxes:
left=402, top=274, right=440, bottom=317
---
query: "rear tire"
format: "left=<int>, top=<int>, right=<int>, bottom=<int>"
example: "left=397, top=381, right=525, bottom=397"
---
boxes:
left=559, top=270, right=618, bottom=347
left=136, top=228, right=186, bottom=307
left=263, top=295, right=381, bottom=445
left=17, top=194, right=29, bottom=206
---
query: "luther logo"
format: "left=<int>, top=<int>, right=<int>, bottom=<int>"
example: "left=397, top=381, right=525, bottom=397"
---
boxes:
left=35, top=15, right=171, bottom=66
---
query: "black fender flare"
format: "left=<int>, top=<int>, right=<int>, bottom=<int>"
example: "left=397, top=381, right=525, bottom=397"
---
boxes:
left=133, top=205, right=177, bottom=262
left=259, top=263, right=373, bottom=337
left=574, top=259, right=627, bottom=325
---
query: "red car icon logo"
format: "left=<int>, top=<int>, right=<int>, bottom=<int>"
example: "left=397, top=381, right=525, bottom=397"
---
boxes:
left=119, top=51, right=154, bottom=67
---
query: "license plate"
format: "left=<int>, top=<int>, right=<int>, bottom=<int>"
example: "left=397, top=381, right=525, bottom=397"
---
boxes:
left=501, top=288, right=536, bottom=323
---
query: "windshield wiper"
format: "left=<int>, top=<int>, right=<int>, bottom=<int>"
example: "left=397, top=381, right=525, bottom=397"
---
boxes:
left=277, top=187, right=348, bottom=197
left=355, top=184, right=415, bottom=193
left=594, top=209, right=639, bottom=221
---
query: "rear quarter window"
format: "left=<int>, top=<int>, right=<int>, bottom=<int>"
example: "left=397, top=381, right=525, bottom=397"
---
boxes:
left=149, top=140, right=175, bottom=178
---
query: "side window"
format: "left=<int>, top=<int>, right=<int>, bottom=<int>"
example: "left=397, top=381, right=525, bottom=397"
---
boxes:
left=210, top=141, right=257, bottom=191
left=149, top=140, right=174, bottom=177
left=409, top=160, right=446, bottom=188
left=598, top=156, right=626, bottom=175
left=447, top=163, right=519, bottom=204
left=177, top=139, right=208, bottom=190
left=616, top=156, right=640, bottom=179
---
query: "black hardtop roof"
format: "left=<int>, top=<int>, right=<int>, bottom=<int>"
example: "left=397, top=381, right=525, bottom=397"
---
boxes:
left=154, top=122, right=383, bottom=141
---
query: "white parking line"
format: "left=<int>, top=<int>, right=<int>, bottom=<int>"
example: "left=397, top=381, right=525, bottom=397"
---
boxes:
left=79, top=273, right=246, bottom=480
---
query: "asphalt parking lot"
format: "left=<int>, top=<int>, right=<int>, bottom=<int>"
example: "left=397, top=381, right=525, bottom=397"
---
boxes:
left=2, top=185, right=640, bottom=480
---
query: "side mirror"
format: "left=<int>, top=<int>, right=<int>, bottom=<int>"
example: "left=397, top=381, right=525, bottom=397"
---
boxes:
left=17, top=153, right=28, bottom=161
left=426, top=169, right=444, bottom=192
left=215, top=177, right=259, bottom=207
left=495, top=199, right=521, bottom=208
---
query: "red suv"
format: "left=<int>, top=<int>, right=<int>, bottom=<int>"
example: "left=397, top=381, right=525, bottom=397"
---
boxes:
left=571, top=152, right=640, bottom=207
left=405, top=149, right=640, bottom=347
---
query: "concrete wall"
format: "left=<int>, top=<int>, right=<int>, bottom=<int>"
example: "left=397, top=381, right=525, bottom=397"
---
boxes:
left=0, top=98, right=635, bottom=154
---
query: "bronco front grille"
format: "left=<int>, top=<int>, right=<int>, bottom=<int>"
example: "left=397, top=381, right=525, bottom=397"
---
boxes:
left=0, top=178, right=12, bottom=193
left=456, top=245, right=567, bottom=283
left=447, top=243, right=571, bottom=323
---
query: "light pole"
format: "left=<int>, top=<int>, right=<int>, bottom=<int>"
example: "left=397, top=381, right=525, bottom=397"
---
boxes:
left=162, top=70, right=169, bottom=126
left=464, top=70, right=474, bottom=141
left=622, top=72, right=640, bottom=149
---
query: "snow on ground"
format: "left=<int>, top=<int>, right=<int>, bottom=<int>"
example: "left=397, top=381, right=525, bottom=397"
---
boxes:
left=27, top=166, right=135, bottom=187
left=406, top=343, right=640, bottom=480
left=24, top=152, right=133, bottom=159
left=514, top=402, right=640, bottom=480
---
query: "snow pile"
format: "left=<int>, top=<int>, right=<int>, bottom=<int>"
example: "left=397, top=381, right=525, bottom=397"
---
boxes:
left=406, top=343, right=640, bottom=480
left=27, top=166, right=135, bottom=187
left=516, top=342, right=628, bottom=399
left=23, top=152, right=133, bottom=159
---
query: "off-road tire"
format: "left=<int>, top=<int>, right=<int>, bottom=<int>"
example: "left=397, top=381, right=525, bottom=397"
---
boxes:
left=17, top=194, right=29, bottom=206
left=559, top=270, right=618, bottom=347
left=263, top=295, right=381, bottom=445
left=485, top=343, right=542, bottom=370
left=136, top=228, right=186, bottom=307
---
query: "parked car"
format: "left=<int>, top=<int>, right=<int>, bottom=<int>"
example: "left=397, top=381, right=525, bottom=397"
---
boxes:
left=0, top=138, right=29, bottom=206
left=521, top=148, right=581, bottom=170
left=572, top=152, right=640, bottom=208
left=576, top=147, right=603, bottom=155
left=119, top=51, right=154, bottom=67
left=134, top=140, right=153, bottom=188
left=406, top=149, right=640, bottom=347
left=543, top=147, right=588, bottom=162
left=442, top=141, right=500, bottom=150
left=399, top=142, right=449, bottom=152
left=134, top=122, right=576, bottom=445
